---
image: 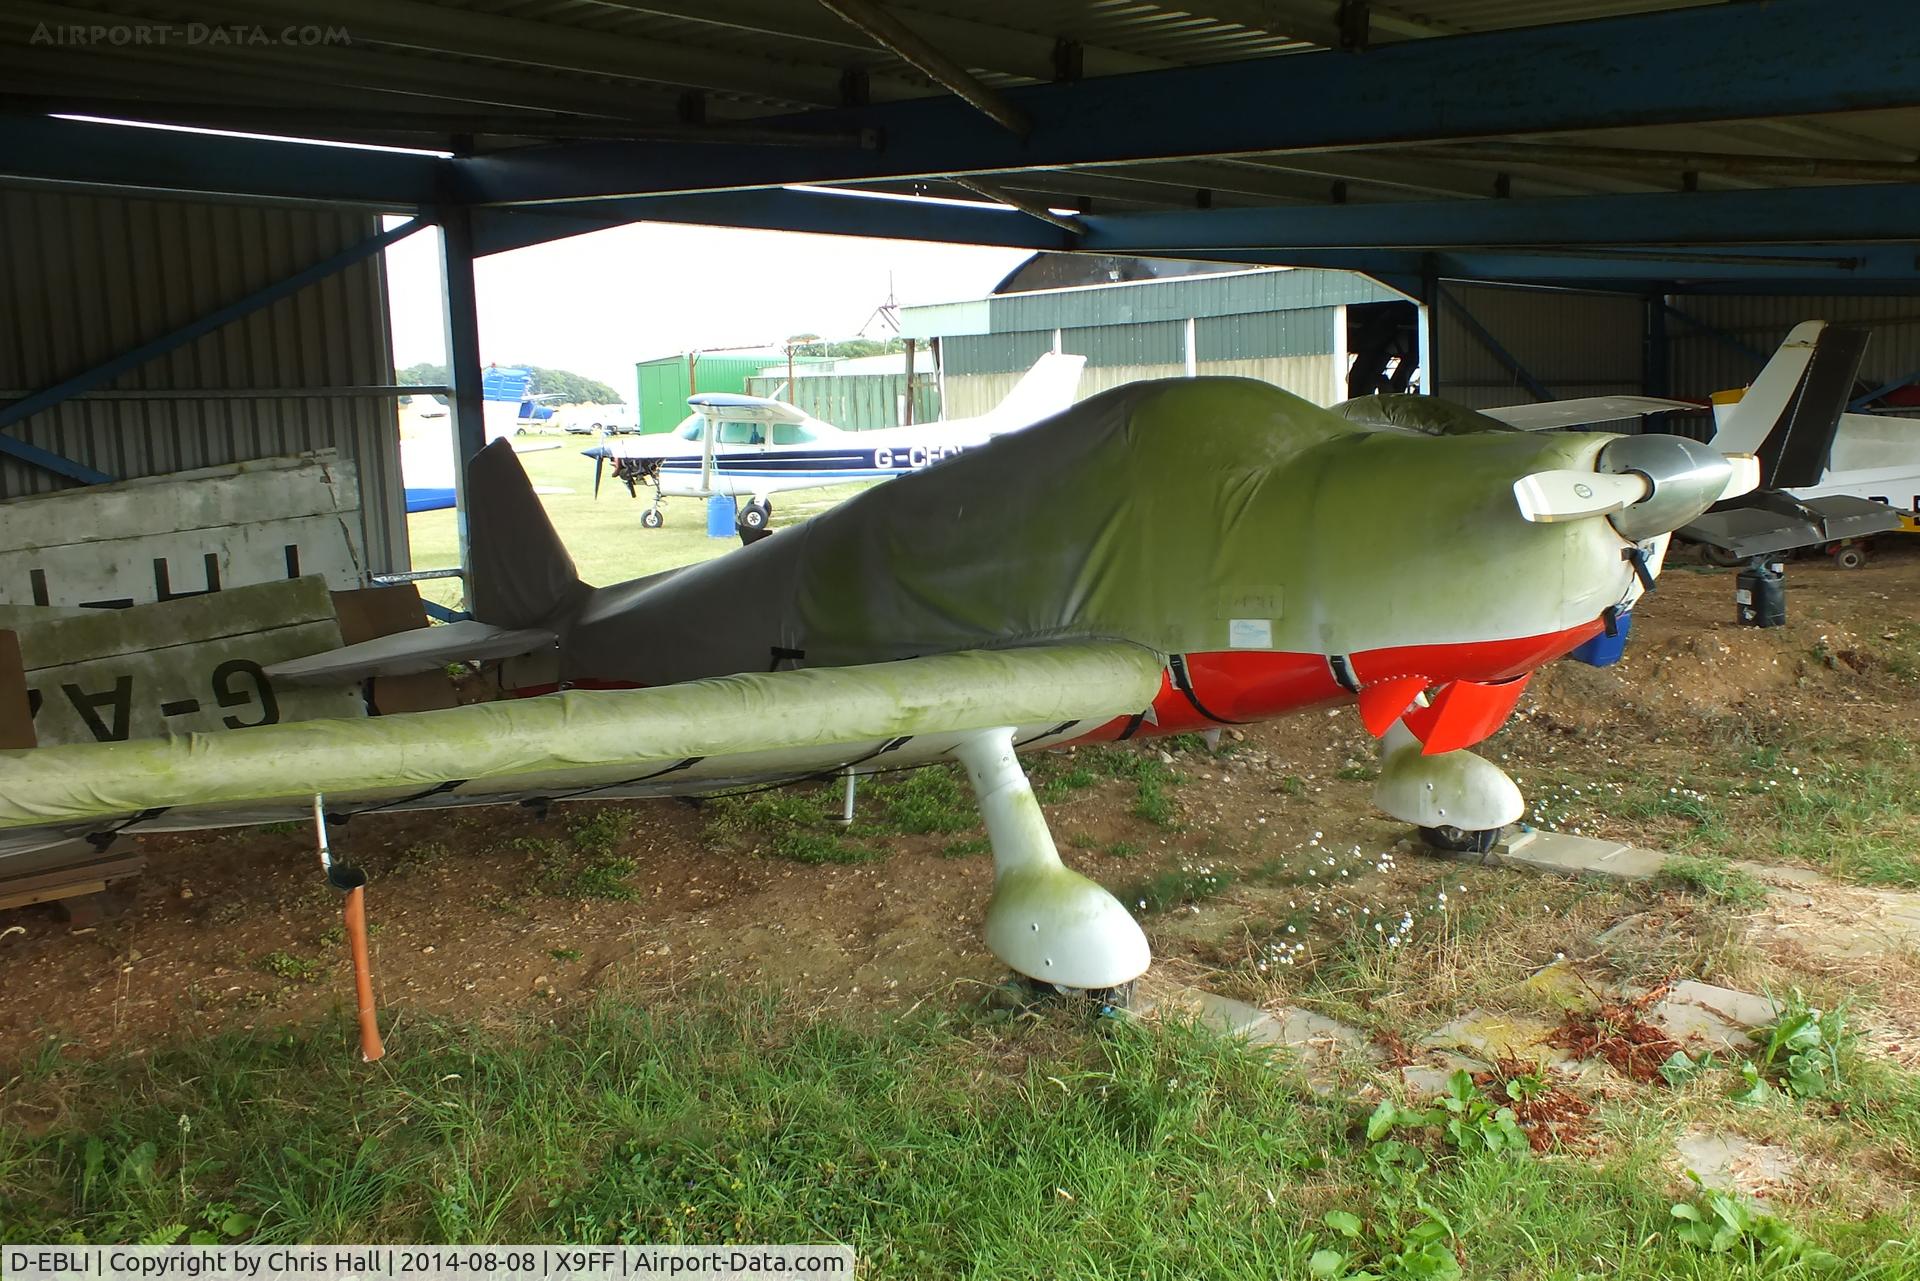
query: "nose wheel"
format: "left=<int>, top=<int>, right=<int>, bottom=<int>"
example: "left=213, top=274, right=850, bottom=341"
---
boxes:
left=639, top=507, right=664, bottom=529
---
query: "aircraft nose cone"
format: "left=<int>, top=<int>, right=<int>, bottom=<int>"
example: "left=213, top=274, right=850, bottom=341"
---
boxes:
left=1597, top=434, right=1735, bottom=541
left=582, top=445, right=611, bottom=460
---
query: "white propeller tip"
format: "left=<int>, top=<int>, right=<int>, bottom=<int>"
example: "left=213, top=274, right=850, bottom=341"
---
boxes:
left=1513, top=469, right=1650, bottom=524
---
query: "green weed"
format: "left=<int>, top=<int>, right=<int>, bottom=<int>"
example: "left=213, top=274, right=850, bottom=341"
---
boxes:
left=258, top=952, right=323, bottom=983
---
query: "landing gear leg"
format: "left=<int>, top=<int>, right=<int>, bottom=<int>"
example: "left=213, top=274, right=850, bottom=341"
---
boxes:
left=1371, top=721, right=1522, bottom=854
left=951, top=727, right=1150, bottom=992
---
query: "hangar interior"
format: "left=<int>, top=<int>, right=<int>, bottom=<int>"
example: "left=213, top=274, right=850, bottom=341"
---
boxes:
left=3, top=0, right=1919, bottom=597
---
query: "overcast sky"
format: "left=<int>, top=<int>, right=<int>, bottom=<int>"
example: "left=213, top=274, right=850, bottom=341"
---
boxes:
left=382, top=220, right=1030, bottom=400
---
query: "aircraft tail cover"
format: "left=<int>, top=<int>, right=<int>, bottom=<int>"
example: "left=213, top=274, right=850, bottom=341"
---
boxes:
left=977, top=353, right=1088, bottom=432
left=466, top=439, right=582, bottom=628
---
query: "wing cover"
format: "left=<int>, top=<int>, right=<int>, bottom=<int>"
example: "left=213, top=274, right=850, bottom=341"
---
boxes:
left=0, top=643, right=1163, bottom=856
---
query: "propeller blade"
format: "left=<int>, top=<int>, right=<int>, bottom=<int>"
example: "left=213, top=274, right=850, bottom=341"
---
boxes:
left=593, top=453, right=605, bottom=499
left=1719, top=453, right=1761, bottom=502
left=1512, top=469, right=1651, bottom=523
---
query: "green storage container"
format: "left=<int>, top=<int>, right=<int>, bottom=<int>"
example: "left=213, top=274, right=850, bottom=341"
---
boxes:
left=635, top=352, right=791, bottom=434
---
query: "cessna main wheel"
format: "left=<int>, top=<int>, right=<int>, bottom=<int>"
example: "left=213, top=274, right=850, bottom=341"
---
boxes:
left=740, top=500, right=771, bottom=530
left=640, top=508, right=664, bottom=529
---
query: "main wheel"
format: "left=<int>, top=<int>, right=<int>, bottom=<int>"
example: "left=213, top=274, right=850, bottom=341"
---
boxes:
left=1419, top=824, right=1502, bottom=855
left=740, top=501, right=770, bottom=530
left=640, top=507, right=664, bottom=529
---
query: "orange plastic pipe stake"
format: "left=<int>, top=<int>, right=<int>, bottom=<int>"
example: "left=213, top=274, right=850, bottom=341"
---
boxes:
left=342, top=885, right=386, bottom=1062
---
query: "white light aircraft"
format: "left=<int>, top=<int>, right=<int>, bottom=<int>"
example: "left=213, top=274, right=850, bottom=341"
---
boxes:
left=585, top=352, right=1086, bottom=530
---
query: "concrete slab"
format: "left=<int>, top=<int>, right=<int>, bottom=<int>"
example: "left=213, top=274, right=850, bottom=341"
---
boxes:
left=1422, top=1008, right=1571, bottom=1063
left=1139, top=987, right=1379, bottom=1086
left=1400, top=1051, right=1486, bottom=1097
left=1733, top=860, right=1920, bottom=959
left=1676, top=1128, right=1798, bottom=1205
left=1487, top=829, right=1671, bottom=881
left=1649, top=981, right=1780, bottom=1050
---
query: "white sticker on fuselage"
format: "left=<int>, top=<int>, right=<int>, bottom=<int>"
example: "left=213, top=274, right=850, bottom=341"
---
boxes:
left=1228, top=618, right=1273, bottom=649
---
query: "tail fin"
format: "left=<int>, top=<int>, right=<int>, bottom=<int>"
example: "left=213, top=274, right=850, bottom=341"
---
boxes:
left=1711, top=320, right=1870, bottom=488
left=466, top=439, right=583, bottom=627
left=974, top=352, right=1087, bottom=433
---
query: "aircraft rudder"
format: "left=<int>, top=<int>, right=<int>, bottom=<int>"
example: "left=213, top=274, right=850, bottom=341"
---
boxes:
left=464, top=439, right=583, bottom=628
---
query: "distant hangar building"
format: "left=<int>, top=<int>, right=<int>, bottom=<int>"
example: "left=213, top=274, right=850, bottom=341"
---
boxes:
left=900, top=262, right=1418, bottom=418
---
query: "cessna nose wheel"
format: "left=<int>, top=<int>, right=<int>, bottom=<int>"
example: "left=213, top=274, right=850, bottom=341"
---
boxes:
left=640, top=507, right=664, bottom=529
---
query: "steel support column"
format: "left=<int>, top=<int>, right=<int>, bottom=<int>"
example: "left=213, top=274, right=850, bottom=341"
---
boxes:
left=438, top=208, right=487, bottom=616
left=1643, top=295, right=1671, bottom=398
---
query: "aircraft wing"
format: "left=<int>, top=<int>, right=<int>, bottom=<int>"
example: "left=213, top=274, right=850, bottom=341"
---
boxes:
left=1480, top=396, right=1702, bottom=430
left=0, top=642, right=1163, bottom=859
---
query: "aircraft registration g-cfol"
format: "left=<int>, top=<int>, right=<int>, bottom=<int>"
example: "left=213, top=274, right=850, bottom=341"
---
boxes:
left=0, top=374, right=1760, bottom=1004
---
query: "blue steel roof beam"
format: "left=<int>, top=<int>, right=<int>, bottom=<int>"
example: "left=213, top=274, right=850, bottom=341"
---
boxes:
left=1196, top=244, right=1920, bottom=293
left=1, top=115, right=450, bottom=209
left=1072, top=184, right=1920, bottom=253
left=467, top=189, right=1064, bottom=257
left=463, top=0, right=1920, bottom=205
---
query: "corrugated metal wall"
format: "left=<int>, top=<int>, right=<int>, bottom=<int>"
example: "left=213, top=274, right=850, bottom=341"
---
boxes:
left=0, top=185, right=406, bottom=572
left=1668, top=297, right=1920, bottom=406
left=984, top=268, right=1398, bottom=332
left=1434, top=284, right=1644, bottom=410
left=1064, top=321, right=1184, bottom=367
left=742, top=373, right=940, bottom=429
left=1196, top=307, right=1336, bottom=360
left=944, top=329, right=1057, bottom=377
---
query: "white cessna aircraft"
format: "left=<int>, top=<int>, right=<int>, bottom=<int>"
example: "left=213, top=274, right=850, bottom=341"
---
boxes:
left=585, top=352, right=1086, bottom=530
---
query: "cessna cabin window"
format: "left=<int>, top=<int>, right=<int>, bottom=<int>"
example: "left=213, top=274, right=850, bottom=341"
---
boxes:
left=717, top=420, right=765, bottom=445
left=771, top=422, right=818, bottom=445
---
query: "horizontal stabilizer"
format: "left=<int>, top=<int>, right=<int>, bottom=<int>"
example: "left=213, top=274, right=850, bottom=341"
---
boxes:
left=265, top=620, right=558, bottom=685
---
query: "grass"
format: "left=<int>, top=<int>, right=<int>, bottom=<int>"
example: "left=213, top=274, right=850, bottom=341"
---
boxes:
left=1659, top=856, right=1770, bottom=907
left=521, top=809, right=642, bottom=900
left=2, top=996, right=1913, bottom=1275
left=1080, top=747, right=1183, bottom=828
left=402, top=429, right=878, bottom=611
left=1116, top=858, right=1236, bottom=916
